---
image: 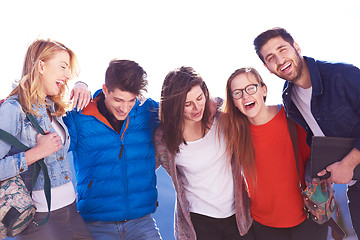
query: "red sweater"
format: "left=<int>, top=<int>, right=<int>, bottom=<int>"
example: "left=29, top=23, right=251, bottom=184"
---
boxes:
left=248, top=107, right=308, bottom=227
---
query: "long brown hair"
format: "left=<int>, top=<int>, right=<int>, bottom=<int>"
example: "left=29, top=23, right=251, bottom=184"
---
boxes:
left=220, top=67, right=266, bottom=184
left=160, top=66, right=211, bottom=155
left=8, top=39, right=79, bottom=116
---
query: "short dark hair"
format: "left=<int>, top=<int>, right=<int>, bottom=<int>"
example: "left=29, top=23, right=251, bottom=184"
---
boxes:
left=105, top=59, right=147, bottom=95
left=254, top=27, right=295, bottom=63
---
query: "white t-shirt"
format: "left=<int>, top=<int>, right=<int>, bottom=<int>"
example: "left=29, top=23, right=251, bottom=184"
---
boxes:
left=292, top=85, right=357, bottom=185
left=32, top=117, right=76, bottom=212
left=175, top=119, right=235, bottom=218
left=291, top=85, right=324, bottom=136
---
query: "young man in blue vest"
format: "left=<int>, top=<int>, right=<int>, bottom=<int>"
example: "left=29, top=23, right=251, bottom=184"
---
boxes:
left=64, top=59, right=161, bottom=240
left=254, top=27, right=360, bottom=239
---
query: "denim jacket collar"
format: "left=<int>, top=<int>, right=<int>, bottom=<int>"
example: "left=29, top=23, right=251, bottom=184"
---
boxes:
left=45, top=98, right=56, bottom=113
left=9, top=95, right=57, bottom=116
left=283, top=56, right=323, bottom=97
left=304, top=56, right=323, bottom=96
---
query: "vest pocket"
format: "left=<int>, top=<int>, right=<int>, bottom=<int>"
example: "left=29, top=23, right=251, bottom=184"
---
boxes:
left=78, top=179, right=93, bottom=199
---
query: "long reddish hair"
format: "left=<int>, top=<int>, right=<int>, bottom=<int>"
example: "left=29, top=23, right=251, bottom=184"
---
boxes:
left=220, top=67, right=266, bottom=184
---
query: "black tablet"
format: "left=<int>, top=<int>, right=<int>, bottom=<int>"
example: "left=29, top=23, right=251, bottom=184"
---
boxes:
left=310, top=136, right=360, bottom=180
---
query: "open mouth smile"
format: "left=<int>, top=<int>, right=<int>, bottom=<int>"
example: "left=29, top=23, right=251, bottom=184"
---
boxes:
left=115, top=109, right=126, bottom=116
left=244, top=101, right=255, bottom=109
left=192, top=111, right=202, bottom=118
left=56, top=80, right=65, bottom=89
left=280, top=62, right=292, bottom=72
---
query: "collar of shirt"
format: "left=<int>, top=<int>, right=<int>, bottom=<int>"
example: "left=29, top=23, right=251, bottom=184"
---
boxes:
left=97, top=93, right=124, bottom=133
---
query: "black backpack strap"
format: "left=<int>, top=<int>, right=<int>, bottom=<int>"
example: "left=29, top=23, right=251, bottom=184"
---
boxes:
left=31, top=159, right=51, bottom=227
left=0, top=129, right=30, bottom=152
left=24, top=113, right=51, bottom=226
left=14, top=99, right=45, bottom=135
left=0, top=99, right=51, bottom=227
left=25, top=113, right=45, bottom=135
left=286, top=117, right=301, bottom=186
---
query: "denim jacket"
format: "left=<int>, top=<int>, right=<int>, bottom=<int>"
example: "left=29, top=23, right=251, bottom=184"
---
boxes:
left=283, top=56, right=360, bottom=149
left=0, top=96, right=71, bottom=190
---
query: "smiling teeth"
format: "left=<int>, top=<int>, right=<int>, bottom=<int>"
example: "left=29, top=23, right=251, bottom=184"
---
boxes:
left=281, top=63, right=291, bottom=71
left=245, top=102, right=254, bottom=106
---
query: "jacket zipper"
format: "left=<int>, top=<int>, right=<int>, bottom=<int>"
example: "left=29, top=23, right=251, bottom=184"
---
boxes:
left=120, top=116, right=130, bottom=220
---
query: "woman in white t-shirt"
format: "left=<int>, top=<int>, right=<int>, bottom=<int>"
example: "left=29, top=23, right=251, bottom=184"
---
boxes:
left=154, top=66, right=254, bottom=240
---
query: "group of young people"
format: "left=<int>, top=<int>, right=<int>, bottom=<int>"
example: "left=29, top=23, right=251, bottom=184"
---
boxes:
left=0, top=27, right=359, bottom=240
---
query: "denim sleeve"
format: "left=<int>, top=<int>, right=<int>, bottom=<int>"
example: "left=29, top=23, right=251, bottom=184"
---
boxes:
left=341, top=65, right=360, bottom=150
left=63, top=110, right=77, bottom=152
left=0, top=101, right=29, bottom=180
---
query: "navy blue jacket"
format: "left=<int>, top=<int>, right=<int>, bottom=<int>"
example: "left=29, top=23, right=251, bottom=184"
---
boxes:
left=64, top=90, right=159, bottom=222
left=283, top=56, right=360, bottom=149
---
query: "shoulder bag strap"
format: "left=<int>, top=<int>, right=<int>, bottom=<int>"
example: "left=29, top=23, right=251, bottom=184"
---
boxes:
left=0, top=129, right=30, bottom=152
left=14, top=99, right=51, bottom=226
left=25, top=113, right=45, bottom=135
left=286, top=117, right=302, bottom=189
left=286, top=117, right=345, bottom=240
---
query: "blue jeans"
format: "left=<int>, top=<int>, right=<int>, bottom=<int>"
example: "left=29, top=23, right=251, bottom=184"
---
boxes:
left=347, top=181, right=360, bottom=239
left=85, top=215, right=162, bottom=240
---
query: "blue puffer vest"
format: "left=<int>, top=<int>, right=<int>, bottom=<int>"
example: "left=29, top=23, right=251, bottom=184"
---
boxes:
left=64, top=90, right=159, bottom=222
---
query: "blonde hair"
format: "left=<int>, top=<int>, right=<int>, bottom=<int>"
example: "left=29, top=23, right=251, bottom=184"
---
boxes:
left=8, top=39, right=79, bottom=116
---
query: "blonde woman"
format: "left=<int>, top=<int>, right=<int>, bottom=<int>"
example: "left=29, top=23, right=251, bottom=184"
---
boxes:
left=0, top=39, right=92, bottom=239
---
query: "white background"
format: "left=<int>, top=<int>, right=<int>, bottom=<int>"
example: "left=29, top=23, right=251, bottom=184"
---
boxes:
left=1, top=1, right=360, bottom=239
left=0, top=0, right=359, bottom=105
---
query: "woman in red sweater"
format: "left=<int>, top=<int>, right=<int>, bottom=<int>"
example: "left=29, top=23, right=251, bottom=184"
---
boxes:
left=220, top=67, right=328, bottom=240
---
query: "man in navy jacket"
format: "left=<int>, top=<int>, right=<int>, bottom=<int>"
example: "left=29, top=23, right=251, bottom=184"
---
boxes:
left=64, top=59, right=161, bottom=240
left=254, top=27, right=360, bottom=238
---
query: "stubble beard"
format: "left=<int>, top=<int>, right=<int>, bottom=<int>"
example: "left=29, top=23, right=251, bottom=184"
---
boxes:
left=275, top=52, right=304, bottom=84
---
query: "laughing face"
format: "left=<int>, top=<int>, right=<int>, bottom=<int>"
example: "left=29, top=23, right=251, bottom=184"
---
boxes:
left=231, top=73, right=267, bottom=123
left=39, top=50, right=70, bottom=98
left=183, top=85, right=206, bottom=124
left=103, top=85, right=137, bottom=121
left=260, top=36, right=304, bottom=84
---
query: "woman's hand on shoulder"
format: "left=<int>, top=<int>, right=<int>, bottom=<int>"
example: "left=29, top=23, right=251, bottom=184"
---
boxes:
left=70, top=81, right=91, bottom=111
